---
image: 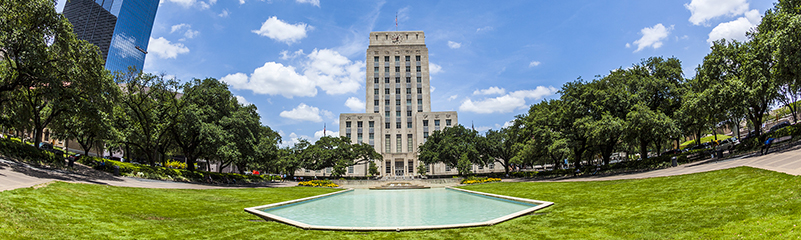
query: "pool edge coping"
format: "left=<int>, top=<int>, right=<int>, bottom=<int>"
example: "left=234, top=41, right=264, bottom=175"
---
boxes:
left=244, top=187, right=553, bottom=231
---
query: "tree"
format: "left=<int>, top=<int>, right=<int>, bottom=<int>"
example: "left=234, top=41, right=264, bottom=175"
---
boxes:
left=483, top=127, right=523, bottom=176
left=513, top=100, right=571, bottom=170
left=300, top=136, right=358, bottom=177
left=352, top=142, right=383, bottom=177
left=760, top=1, right=801, bottom=123
left=418, top=125, right=488, bottom=176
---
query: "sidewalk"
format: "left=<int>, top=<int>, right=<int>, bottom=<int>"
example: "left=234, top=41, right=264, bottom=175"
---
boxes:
left=0, top=157, right=295, bottom=191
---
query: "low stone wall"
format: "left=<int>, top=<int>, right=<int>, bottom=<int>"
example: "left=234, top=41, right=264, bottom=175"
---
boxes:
left=332, top=178, right=462, bottom=188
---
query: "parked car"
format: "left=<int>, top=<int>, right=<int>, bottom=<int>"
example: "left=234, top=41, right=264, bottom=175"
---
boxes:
left=715, top=138, right=739, bottom=151
left=661, top=149, right=682, bottom=156
left=769, top=121, right=791, bottom=133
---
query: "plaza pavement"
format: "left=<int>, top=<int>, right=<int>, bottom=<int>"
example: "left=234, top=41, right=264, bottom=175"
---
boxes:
left=2, top=145, right=800, bottom=191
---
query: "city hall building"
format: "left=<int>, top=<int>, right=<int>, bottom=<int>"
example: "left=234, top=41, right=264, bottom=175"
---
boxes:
left=297, top=31, right=504, bottom=178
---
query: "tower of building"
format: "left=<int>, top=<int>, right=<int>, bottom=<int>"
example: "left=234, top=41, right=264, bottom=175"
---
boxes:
left=62, top=0, right=159, bottom=74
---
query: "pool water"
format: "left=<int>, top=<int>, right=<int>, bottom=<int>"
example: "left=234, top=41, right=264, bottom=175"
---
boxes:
left=260, top=188, right=537, bottom=228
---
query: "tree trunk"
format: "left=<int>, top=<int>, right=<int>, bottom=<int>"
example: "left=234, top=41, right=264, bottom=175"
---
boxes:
left=639, top=140, right=649, bottom=160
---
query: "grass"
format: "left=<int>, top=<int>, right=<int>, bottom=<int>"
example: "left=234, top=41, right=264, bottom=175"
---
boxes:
left=680, top=134, right=732, bottom=149
left=1, top=167, right=799, bottom=239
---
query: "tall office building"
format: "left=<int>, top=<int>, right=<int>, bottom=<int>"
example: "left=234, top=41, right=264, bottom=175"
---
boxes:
left=298, top=31, right=506, bottom=178
left=63, top=0, right=159, bottom=74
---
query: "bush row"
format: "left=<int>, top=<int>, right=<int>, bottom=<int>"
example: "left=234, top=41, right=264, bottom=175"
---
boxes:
left=298, top=180, right=339, bottom=188
left=0, top=138, right=62, bottom=166
left=78, top=156, right=269, bottom=183
left=460, top=177, right=501, bottom=184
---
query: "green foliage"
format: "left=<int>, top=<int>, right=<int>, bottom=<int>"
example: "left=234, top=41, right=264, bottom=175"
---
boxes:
left=418, top=125, right=488, bottom=175
left=78, top=156, right=267, bottom=183
left=0, top=138, right=60, bottom=166
left=679, top=134, right=732, bottom=149
left=297, top=180, right=338, bottom=188
left=368, top=161, right=380, bottom=176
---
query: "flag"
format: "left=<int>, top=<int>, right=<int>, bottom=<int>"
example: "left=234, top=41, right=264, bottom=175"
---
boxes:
left=324, top=123, right=326, bottom=136
left=395, top=12, right=398, bottom=30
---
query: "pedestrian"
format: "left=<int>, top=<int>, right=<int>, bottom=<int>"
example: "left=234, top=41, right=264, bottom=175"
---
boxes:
left=761, top=137, right=775, bottom=155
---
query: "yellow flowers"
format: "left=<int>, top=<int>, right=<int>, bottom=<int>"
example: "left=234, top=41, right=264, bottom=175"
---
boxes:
left=461, top=177, right=501, bottom=185
left=298, top=180, right=339, bottom=188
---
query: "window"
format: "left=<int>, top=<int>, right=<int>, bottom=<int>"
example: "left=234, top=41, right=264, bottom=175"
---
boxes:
left=406, top=88, right=411, bottom=94
left=357, top=121, right=363, bottom=128
left=386, top=161, right=391, bottom=174
left=374, top=67, right=379, bottom=72
left=396, top=134, right=402, bottom=153
left=385, top=88, right=390, bottom=94
left=385, top=77, right=390, bottom=83
left=385, top=99, right=390, bottom=105
left=374, top=100, right=379, bottom=106
left=369, top=121, right=375, bottom=128
left=374, top=89, right=379, bottom=95
left=417, top=99, right=422, bottom=105
left=407, top=134, right=413, bottom=152
left=395, top=67, right=400, bottom=72
left=395, top=99, right=401, bottom=105
left=385, top=122, right=391, bottom=129
left=374, top=78, right=379, bottom=83
left=395, top=56, right=400, bottom=61
left=396, top=122, right=401, bottom=129
left=346, top=121, right=352, bottom=128
left=374, top=56, right=379, bottom=62
left=405, top=56, right=410, bottom=61
left=396, top=111, right=401, bottom=117
left=326, top=167, right=331, bottom=173
left=417, top=77, right=421, bottom=83
left=446, top=119, right=452, bottom=126
left=385, top=135, right=391, bottom=152
left=406, top=99, right=412, bottom=105
left=434, top=120, right=440, bottom=126
left=489, top=162, right=494, bottom=169
left=416, top=66, right=421, bottom=72
left=424, top=132, right=429, bottom=138
left=385, top=111, right=390, bottom=117
left=407, top=111, right=412, bottom=116
left=369, top=133, right=374, bottom=140
left=395, top=88, right=401, bottom=94
left=405, top=66, right=411, bottom=72
left=384, top=56, right=389, bottom=61
left=348, top=165, right=354, bottom=174
left=406, top=77, right=411, bottom=83
left=305, top=168, right=310, bottom=173
left=425, top=163, right=430, bottom=172
left=445, top=165, right=451, bottom=171
left=423, top=120, right=429, bottom=126
left=385, top=67, right=390, bottom=72
left=395, top=77, right=400, bottom=83
left=407, top=122, right=412, bottom=128
left=357, top=133, right=363, bottom=143
left=418, top=109, right=423, bottom=112
left=417, top=88, right=422, bottom=94
left=346, top=133, right=351, bottom=139
left=416, top=55, right=421, bottom=61
left=408, top=160, right=414, bottom=174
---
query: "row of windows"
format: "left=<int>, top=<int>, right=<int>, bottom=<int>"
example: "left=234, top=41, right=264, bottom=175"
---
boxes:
left=344, top=119, right=453, bottom=131
left=374, top=77, right=423, bottom=84
left=374, top=88, right=423, bottom=95
left=384, top=134, right=416, bottom=153
left=374, top=56, right=422, bottom=62
left=373, top=66, right=422, bottom=73
left=374, top=99, right=423, bottom=106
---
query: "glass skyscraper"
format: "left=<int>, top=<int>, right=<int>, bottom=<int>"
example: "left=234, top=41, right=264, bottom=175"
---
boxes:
left=63, top=0, right=159, bottom=74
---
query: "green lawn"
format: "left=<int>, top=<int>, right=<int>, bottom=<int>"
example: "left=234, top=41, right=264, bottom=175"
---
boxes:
left=680, top=134, right=732, bottom=149
left=1, top=167, right=799, bottom=239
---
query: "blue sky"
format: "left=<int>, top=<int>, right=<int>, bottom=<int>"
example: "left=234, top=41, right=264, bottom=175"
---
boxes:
left=56, top=0, right=774, bottom=146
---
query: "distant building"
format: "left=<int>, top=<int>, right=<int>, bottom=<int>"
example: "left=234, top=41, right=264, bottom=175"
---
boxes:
left=63, top=0, right=159, bottom=74
left=296, top=31, right=504, bottom=178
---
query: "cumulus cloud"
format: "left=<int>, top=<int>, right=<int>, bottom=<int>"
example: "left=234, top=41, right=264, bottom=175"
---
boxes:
left=344, top=97, right=365, bottom=111
left=447, top=95, right=458, bottom=101
left=221, top=48, right=363, bottom=98
left=529, top=61, right=541, bottom=67
left=148, top=37, right=189, bottom=59
left=296, top=0, right=320, bottom=7
left=279, top=103, right=330, bottom=122
left=429, top=62, right=443, bottom=74
left=447, top=41, right=461, bottom=49
left=685, top=0, right=749, bottom=26
left=220, top=62, right=317, bottom=98
left=707, top=9, right=761, bottom=44
left=252, top=16, right=311, bottom=44
left=218, top=9, right=229, bottom=18
left=631, top=23, right=673, bottom=52
left=235, top=95, right=251, bottom=105
left=170, top=23, right=189, bottom=33
left=473, top=86, right=506, bottom=96
left=279, top=49, right=305, bottom=60
left=170, top=23, right=199, bottom=40
left=476, top=26, right=493, bottom=32
left=459, top=86, right=557, bottom=114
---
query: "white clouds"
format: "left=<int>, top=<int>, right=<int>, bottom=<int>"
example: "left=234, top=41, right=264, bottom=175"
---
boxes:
left=529, top=61, right=541, bottom=67
left=170, top=24, right=199, bottom=40
left=430, top=86, right=436, bottom=93
left=631, top=23, right=673, bottom=52
left=221, top=48, right=363, bottom=98
left=314, top=129, right=339, bottom=139
left=219, top=9, right=229, bottom=18
left=279, top=103, right=330, bottom=122
left=459, top=86, right=557, bottom=114
left=296, top=0, right=320, bottom=7
left=239, top=0, right=245, bottom=4
left=476, top=26, right=493, bottom=32
left=685, top=0, right=749, bottom=26
left=447, top=95, right=458, bottom=101
left=447, top=41, right=462, bottom=49
left=279, top=49, right=305, bottom=60
left=148, top=37, right=189, bottom=59
left=429, top=62, right=443, bottom=74
left=235, top=95, right=251, bottom=106
left=397, top=6, right=411, bottom=22
left=252, top=16, right=311, bottom=44
left=170, top=23, right=189, bottom=33
left=707, top=9, right=761, bottom=44
left=221, top=62, right=316, bottom=98
left=344, top=97, right=365, bottom=111
left=165, top=0, right=215, bottom=9
left=473, top=86, right=506, bottom=96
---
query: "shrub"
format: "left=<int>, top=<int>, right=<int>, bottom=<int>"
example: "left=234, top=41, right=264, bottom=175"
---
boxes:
left=298, top=180, right=339, bottom=188
left=0, top=138, right=62, bottom=166
left=460, top=177, right=501, bottom=185
left=78, top=156, right=268, bottom=183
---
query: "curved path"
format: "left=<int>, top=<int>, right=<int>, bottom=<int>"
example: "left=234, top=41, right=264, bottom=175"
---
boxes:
left=0, top=158, right=295, bottom=191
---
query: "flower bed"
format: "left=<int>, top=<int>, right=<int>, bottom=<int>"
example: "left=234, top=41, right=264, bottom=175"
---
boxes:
left=461, top=177, right=501, bottom=185
left=297, top=180, right=339, bottom=188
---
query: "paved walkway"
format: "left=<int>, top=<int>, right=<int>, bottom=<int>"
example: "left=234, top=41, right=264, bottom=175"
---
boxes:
left=0, top=158, right=295, bottom=192
left=526, top=144, right=801, bottom=182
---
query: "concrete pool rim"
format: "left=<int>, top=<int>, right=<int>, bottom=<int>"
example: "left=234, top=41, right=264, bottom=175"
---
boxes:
left=243, top=187, right=554, bottom=231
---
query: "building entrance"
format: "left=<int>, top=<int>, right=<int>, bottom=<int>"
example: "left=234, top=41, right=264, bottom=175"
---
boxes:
left=395, top=160, right=405, bottom=176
